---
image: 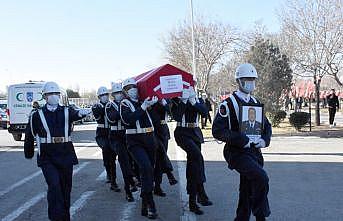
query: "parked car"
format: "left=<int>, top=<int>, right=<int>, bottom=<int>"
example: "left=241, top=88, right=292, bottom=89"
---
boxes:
left=0, top=109, right=8, bottom=129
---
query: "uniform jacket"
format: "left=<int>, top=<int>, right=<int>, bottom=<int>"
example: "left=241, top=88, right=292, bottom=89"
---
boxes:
left=212, top=92, right=272, bottom=168
left=92, top=101, right=110, bottom=138
left=150, top=101, right=171, bottom=140
left=105, top=101, right=126, bottom=143
left=24, top=105, right=83, bottom=167
left=171, top=98, right=208, bottom=143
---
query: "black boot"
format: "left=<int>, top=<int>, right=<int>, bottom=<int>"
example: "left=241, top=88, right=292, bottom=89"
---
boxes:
left=141, top=197, right=148, bottom=217
left=129, top=177, right=138, bottom=192
left=125, top=184, right=134, bottom=202
left=197, top=184, right=213, bottom=206
left=167, top=172, right=178, bottom=186
left=110, top=181, right=121, bottom=192
left=256, top=216, right=266, bottom=221
left=189, top=195, right=203, bottom=215
left=126, top=191, right=134, bottom=202
left=154, top=185, right=166, bottom=197
left=106, top=173, right=111, bottom=183
left=146, top=193, right=158, bottom=219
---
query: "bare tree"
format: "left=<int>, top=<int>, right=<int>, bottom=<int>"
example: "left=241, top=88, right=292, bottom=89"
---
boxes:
left=162, top=18, right=239, bottom=94
left=278, top=0, right=343, bottom=125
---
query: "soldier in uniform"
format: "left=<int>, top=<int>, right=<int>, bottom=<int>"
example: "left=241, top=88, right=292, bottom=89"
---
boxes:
left=150, top=98, right=178, bottom=197
left=105, top=82, right=137, bottom=202
left=120, top=78, right=159, bottom=219
left=24, top=81, right=91, bottom=221
left=212, top=63, right=272, bottom=221
left=92, top=87, right=120, bottom=191
left=171, top=86, right=212, bottom=215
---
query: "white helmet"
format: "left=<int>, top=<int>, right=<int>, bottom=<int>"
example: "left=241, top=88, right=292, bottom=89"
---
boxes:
left=97, top=86, right=109, bottom=96
left=42, top=81, right=60, bottom=95
left=122, top=78, right=136, bottom=89
left=111, top=82, right=122, bottom=93
left=235, top=63, right=258, bottom=79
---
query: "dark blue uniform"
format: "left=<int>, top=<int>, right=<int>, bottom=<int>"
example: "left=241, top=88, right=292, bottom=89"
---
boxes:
left=171, top=98, right=207, bottom=197
left=105, top=101, right=135, bottom=194
left=150, top=101, right=174, bottom=188
left=92, top=102, right=116, bottom=184
left=24, top=105, right=83, bottom=221
left=120, top=98, right=157, bottom=211
left=212, top=92, right=272, bottom=221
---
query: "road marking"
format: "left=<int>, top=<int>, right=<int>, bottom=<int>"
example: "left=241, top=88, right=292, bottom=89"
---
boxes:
left=174, top=146, right=196, bottom=220
left=91, top=150, right=102, bottom=157
left=1, top=161, right=90, bottom=221
left=70, top=191, right=96, bottom=218
left=119, top=191, right=140, bottom=221
left=0, top=170, right=42, bottom=198
left=1, top=192, right=46, bottom=221
left=96, top=170, right=107, bottom=181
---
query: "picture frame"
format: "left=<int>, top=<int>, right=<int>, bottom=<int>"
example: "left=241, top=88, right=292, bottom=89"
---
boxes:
left=239, top=104, right=264, bottom=143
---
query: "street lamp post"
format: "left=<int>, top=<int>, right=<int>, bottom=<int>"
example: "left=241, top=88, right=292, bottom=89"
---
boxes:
left=189, top=0, right=196, bottom=81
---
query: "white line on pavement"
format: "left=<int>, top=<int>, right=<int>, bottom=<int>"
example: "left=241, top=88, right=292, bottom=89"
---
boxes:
left=119, top=191, right=140, bottom=221
left=175, top=144, right=196, bottom=221
left=1, top=161, right=90, bottom=221
left=0, top=170, right=42, bottom=198
left=1, top=192, right=46, bottom=221
left=73, top=162, right=90, bottom=175
left=96, top=170, right=107, bottom=181
left=70, top=191, right=96, bottom=218
left=91, top=150, right=102, bottom=158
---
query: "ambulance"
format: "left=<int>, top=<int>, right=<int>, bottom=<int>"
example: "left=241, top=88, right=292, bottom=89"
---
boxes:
left=7, top=81, right=69, bottom=141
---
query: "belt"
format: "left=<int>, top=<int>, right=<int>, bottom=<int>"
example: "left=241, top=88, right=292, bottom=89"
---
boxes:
left=39, top=136, right=72, bottom=144
left=160, top=120, right=167, bottom=125
left=110, top=125, right=125, bottom=131
left=97, top=124, right=109, bottom=128
left=176, top=122, right=199, bottom=128
left=126, top=127, right=154, bottom=134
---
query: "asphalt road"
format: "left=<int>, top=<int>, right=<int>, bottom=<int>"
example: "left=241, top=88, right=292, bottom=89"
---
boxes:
left=0, top=123, right=342, bottom=221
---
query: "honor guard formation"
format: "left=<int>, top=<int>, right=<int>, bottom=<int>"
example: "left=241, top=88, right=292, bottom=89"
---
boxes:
left=24, top=63, right=272, bottom=221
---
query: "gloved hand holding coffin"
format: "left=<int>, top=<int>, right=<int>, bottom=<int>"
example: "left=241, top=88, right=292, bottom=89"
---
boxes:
left=78, top=108, right=92, bottom=117
left=141, top=96, right=158, bottom=111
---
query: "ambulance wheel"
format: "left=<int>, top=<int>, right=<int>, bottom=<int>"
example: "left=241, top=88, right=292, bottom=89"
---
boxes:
left=13, top=133, right=22, bottom=141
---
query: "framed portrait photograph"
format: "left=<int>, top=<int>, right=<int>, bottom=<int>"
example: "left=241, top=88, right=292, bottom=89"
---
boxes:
left=239, top=104, right=264, bottom=143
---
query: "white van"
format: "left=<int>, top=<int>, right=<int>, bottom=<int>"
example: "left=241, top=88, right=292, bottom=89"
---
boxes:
left=7, top=82, right=69, bottom=141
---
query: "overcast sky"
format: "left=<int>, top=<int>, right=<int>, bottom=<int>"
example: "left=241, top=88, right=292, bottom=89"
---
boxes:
left=0, top=0, right=283, bottom=93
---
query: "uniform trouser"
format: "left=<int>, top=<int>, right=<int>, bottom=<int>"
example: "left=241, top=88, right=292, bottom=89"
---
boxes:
left=41, top=163, right=73, bottom=221
left=232, top=152, right=270, bottom=221
left=176, top=137, right=206, bottom=196
left=154, top=136, right=173, bottom=185
left=127, top=136, right=156, bottom=195
left=110, top=138, right=134, bottom=191
left=329, top=108, right=336, bottom=125
left=96, top=136, right=116, bottom=183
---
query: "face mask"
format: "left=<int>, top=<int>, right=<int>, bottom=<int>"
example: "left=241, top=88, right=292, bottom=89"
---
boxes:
left=99, top=95, right=109, bottom=103
left=240, top=80, right=255, bottom=94
left=47, top=95, right=60, bottom=106
left=127, top=88, right=138, bottom=100
left=113, top=93, right=124, bottom=102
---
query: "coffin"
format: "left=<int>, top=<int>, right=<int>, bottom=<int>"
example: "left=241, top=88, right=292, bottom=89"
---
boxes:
left=135, top=64, right=195, bottom=100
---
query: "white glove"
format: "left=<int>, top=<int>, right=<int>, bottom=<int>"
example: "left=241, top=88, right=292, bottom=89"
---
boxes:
left=189, top=96, right=197, bottom=105
left=141, top=97, right=151, bottom=111
left=255, top=138, right=266, bottom=148
left=78, top=108, right=92, bottom=117
left=160, top=98, right=167, bottom=106
left=150, top=96, right=158, bottom=105
left=181, top=88, right=190, bottom=103
left=188, top=86, right=196, bottom=99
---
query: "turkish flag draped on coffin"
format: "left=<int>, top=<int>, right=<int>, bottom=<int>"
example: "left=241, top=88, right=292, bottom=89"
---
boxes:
left=135, top=64, right=195, bottom=100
